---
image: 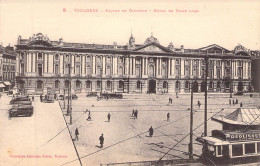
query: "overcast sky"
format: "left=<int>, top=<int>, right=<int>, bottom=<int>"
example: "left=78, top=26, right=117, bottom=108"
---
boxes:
left=0, top=0, right=260, bottom=50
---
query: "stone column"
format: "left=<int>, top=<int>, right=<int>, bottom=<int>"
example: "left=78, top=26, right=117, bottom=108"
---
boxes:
left=190, top=60, right=193, bottom=76
left=222, top=61, right=225, bottom=78
left=103, top=56, right=106, bottom=75
left=82, top=55, right=85, bottom=75
left=214, top=60, right=217, bottom=78
left=133, top=57, right=136, bottom=75
left=49, top=53, right=53, bottom=74
left=114, top=56, right=118, bottom=75
left=60, top=54, right=64, bottom=74
left=168, top=58, right=170, bottom=77
left=92, top=55, right=96, bottom=75
left=71, top=54, right=75, bottom=74
left=181, top=59, right=184, bottom=77
left=171, top=59, right=175, bottom=76
left=142, top=57, right=145, bottom=75
left=198, top=60, right=201, bottom=77
left=129, top=57, right=132, bottom=75
left=125, top=57, right=129, bottom=75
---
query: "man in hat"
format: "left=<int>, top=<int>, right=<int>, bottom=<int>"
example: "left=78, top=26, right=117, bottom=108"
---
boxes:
left=99, top=134, right=104, bottom=148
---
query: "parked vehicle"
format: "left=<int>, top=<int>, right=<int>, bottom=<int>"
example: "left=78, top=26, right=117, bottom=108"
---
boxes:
left=100, top=93, right=123, bottom=99
left=10, top=100, right=32, bottom=105
left=9, top=105, right=34, bottom=117
left=65, top=94, right=78, bottom=100
left=86, top=92, right=98, bottom=97
left=58, top=95, right=65, bottom=100
left=10, top=97, right=31, bottom=104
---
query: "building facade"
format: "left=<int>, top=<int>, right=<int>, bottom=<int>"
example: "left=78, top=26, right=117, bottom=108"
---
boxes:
left=0, top=45, right=16, bottom=92
left=251, top=50, right=260, bottom=92
left=15, top=33, right=252, bottom=95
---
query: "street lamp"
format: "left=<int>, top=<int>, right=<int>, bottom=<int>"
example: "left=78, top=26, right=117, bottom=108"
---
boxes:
left=65, top=64, right=72, bottom=125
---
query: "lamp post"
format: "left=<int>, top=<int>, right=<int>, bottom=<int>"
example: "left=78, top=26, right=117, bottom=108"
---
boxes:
left=189, top=81, right=194, bottom=159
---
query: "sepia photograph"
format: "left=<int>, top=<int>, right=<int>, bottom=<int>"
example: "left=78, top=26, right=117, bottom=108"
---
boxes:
left=0, top=0, right=260, bottom=165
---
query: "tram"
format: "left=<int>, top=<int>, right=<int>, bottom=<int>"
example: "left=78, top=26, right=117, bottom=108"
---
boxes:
left=197, top=129, right=260, bottom=165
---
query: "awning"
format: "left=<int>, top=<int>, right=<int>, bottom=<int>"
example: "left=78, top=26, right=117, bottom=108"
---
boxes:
left=0, top=83, right=6, bottom=88
left=3, top=81, right=11, bottom=86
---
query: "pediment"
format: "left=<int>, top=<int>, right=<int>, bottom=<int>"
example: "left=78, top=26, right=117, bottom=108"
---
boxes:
left=198, top=44, right=230, bottom=53
left=134, top=43, right=171, bottom=53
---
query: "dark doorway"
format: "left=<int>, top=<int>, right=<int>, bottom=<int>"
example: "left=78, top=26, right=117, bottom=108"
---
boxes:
left=201, top=81, right=206, bottom=92
left=238, top=82, right=243, bottom=92
left=148, top=80, right=156, bottom=94
left=192, top=81, right=198, bottom=92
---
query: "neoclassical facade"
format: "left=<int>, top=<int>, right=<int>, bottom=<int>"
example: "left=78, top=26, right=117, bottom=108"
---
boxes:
left=15, top=33, right=252, bottom=95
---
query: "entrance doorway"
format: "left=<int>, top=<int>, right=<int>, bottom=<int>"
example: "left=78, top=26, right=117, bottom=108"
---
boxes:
left=238, top=82, right=243, bottom=92
left=148, top=80, right=156, bottom=94
left=192, top=81, right=199, bottom=92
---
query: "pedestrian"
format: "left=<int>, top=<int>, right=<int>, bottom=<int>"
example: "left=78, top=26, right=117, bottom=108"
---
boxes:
left=99, top=134, right=104, bottom=148
left=32, top=96, right=34, bottom=101
left=169, top=98, right=171, bottom=103
left=198, top=100, right=201, bottom=108
left=134, top=111, right=137, bottom=120
left=167, top=113, right=170, bottom=122
left=149, top=126, right=154, bottom=137
left=233, top=100, right=235, bottom=105
left=132, top=109, right=135, bottom=117
left=236, top=99, right=238, bottom=104
left=87, top=114, right=92, bottom=121
left=240, top=102, right=243, bottom=107
left=40, top=95, right=42, bottom=102
left=107, top=113, right=111, bottom=122
left=135, top=109, right=138, bottom=119
left=75, top=128, right=79, bottom=141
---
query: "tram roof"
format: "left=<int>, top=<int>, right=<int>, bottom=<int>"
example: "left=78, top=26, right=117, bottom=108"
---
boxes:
left=212, top=108, right=260, bottom=126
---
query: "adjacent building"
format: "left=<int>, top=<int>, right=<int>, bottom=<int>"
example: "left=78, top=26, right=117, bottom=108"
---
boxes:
left=0, top=45, right=16, bottom=92
left=15, top=33, right=252, bottom=95
left=251, top=50, right=260, bottom=92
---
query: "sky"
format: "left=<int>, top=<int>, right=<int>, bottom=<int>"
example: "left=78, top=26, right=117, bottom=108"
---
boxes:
left=0, top=0, right=260, bottom=50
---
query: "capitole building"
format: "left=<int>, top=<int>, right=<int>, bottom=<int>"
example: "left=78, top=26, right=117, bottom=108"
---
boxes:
left=15, top=33, right=252, bottom=95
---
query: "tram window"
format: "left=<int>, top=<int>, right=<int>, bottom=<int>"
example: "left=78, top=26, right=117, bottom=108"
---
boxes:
left=245, top=143, right=255, bottom=154
left=217, top=146, right=222, bottom=156
left=232, top=144, right=243, bottom=156
left=258, top=143, right=260, bottom=153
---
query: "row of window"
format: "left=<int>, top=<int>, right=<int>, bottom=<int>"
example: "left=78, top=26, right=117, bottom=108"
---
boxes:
left=2, top=65, right=15, bottom=71
left=20, top=53, right=246, bottom=68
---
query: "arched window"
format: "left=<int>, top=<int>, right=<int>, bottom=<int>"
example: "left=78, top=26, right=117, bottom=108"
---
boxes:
left=163, top=81, right=168, bottom=89
left=64, top=80, right=70, bottom=89
left=65, top=65, right=69, bottom=74
left=97, top=80, right=101, bottom=89
left=217, top=81, right=221, bottom=89
left=193, top=67, right=197, bottom=76
left=175, top=81, right=180, bottom=89
left=137, top=80, right=142, bottom=89
left=149, top=65, right=154, bottom=77
left=106, top=66, right=111, bottom=76
left=38, top=53, right=43, bottom=60
left=54, top=64, right=59, bottom=74
left=209, top=81, right=214, bottom=89
left=76, top=65, right=80, bottom=75
left=21, top=63, right=25, bottom=75
left=226, top=68, right=231, bottom=77
left=76, top=55, right=80, bottom=62
left=107, top=57, right=111, bottom=63
left=96, top=56, right=101, bottom=63
left=86, top=56, right=91, bottom=62
left=21, top=52, right=25, bottom=59
left=106, top=81, right=111, bottom=89
left=175, top=67, right=180, bottom=76
left=217, top=69, right=221, bottom=78
left=118, top=66, right=123, bottom=76
left=54, top=80, right=60, bottom=89
left=136, top=67, right=140, bottom=77
left=86, top=65, right=91, bottom=75
left=36, top=80, right=43, bottom=89
left=238, top=68, right=242, bottom=78
left=185, top=67, right=189, bottom=76
left=86, top=81, right=91, bottom=89
left=38, top=64, right=43, bottom=76
left=175, top=59, right=180, bottom=65
left=226, top=61, right=231, bottom=67
left=119, top=80, right=124, bottom=89
left=238, top=61, right=242, bottom=67
left=75, top=80, right=81, bottom=89
left=185, top=81, right=190, bottom=89
left=97, top=66, right=101, bottom=76
left=55, top=54, right=59, bottom=61
left=162, top=67, right=167, bottom=77
left=118, top=57, right=123, bottom=63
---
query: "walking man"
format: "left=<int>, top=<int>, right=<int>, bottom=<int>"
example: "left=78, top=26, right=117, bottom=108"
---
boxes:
left=135, top=109, right=138, bottom=119
left=229, top=99, right=231, bottom=105
left=107, top=112, right=111, bottom=122
left=149, top=126, right=154, bottom=137
left=99, top=134, right=104, bottom=148
left=240, top=102, right=243, bottom=107
left=40, top=95, right=42, bottom=102
left=167, top=113, right=170, bottom=122
left=32, top=96, right=34, bottom=101
left=75, top=128, right=79, bottom=141
left=198, top=100, right=201, bottom=108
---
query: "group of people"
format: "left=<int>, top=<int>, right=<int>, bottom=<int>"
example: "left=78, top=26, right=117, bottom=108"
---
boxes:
left=229, top=99, right=243, bottom=107
left=132, top=109, right=139, bottom=119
